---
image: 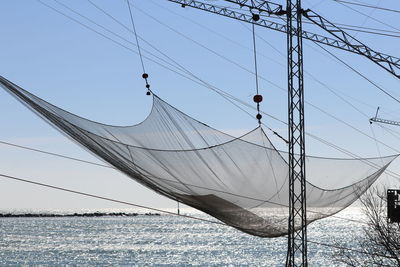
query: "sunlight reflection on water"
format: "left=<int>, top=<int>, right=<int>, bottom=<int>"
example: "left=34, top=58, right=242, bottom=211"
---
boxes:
left=0, top=207, right=364, bottom=266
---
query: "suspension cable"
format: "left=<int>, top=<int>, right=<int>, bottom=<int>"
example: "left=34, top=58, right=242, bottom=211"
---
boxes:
left=1, top=137, right=396, bottom=224
left=3, top=3, right=400, bottom=259
left=333, top=0, right=400, bottom=14
left=333, top=0, right=400, bottom=33
left=314, top=42, right=400, bottom=105
left=126, top=0, right=151, bottom=95
left=0, top=171, right=398, bottom=261
left=37, top=0, right=398, bottom=156
left=0, top=172, right=222, bottom=225
left=252, top=23, right=259, bottom=97
left=0, top=169, right=374, bottom=226
left=32, top=0, right=400, bottom=168
left=252, top=22, right=263, bottom=125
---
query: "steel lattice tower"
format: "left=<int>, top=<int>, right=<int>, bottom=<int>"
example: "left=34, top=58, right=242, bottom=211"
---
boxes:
left=286, top=0, right=307, bottom=266
left=167, top=0, right=311, bottom=265
left=166, top=0, right=400, bottom=266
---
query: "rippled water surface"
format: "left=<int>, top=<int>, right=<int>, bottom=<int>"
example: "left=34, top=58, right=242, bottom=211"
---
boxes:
left=0, top=208, right=364, bottom=266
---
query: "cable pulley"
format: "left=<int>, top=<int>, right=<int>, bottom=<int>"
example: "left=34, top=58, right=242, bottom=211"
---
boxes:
left=142, top=73, right=151, bottom=95
left=252, top=13, right=260, bottom=21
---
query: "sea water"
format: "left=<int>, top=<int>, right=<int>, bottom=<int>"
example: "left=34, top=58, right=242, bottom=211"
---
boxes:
left=0, top=208, right=365, bottom=266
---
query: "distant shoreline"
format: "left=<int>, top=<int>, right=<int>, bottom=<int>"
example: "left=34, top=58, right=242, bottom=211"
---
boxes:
left=0, top=212, right=161, bottom=218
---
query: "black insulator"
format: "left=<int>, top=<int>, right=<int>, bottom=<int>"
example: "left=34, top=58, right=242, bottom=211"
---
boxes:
left=146, top=84, right=150, bottom=89
left=253, top=94, right=263, bottom=103
left=142, top=73, right=149, bottom=79
left=181, top=4, right=186, bottom=8
left=252, top=14, right=260, bottom=21
left=146, top=91, right=151, bottom=96
left=256, top=113, right=262, bottom=120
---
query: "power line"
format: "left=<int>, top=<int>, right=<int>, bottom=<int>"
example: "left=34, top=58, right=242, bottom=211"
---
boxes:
left=30, top=0, right=400, bottom=176
left=1, top=136, right=397, bottom=225
left=32, top=0, right=400, bottom=171
left=0, top=139, right=303, bottom=206
left=335, top=25, right=400, bottom=38
left=333, top=0, right=400, bottom=14
left=126, top=0, right=146, bottom=74
left=0, top=171, right=397, bottom=261
left=314, top=42, right=400, bottom=106
left=4, top=2, right=367, bottom=155
left=48, top=0, right=192, bottom=90
left=86, top=0, right=273, bottom=119
left=33, top=0, right=400, bottom=160
left=42, top=0, right=290, bottom=143
left=7, top=0, right=394, bottom=220
left=264, top=15, right=400, bottom=38
left=237, top=21, right=400, bottom=158
left=35, top=0, right=270, bottom=124
left=125, top=0, right=151, bottom=93
left=136, top=3, right=400, bottom=156
left=4, top=2, right=400, bottom=259
left=0, top=140, right=112, bottom=169
left=35, top=0, right=289, bottom=145
left=333, top=0, right=400, bottom=33
left=335, top=23, right=400, bottom=36
left=29, top=0, right=400, bottom=177
left=0, top=172, right=222, bottom=225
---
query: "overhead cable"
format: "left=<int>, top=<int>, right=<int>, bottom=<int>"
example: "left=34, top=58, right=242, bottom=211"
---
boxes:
left=333, top=0, right=400, bottom=14
left=0, top=138, right=398, bottom=222
left=33, top=0, right=400, bottom=169
left=264, top=15, right=400, bottom=38
left=0, top=171, right=397, bottom=261
left=333, top=0, right=400, bottom=32
left=314, top=42, right=400, bottom=106
left=126, top=0, right=151, bottom=93
left=126, top=0, right=146, bottom=74
left=0, top=172, right=222, bottom=225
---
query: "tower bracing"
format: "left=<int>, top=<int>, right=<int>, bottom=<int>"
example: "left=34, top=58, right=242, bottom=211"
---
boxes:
left=164, top=0, right=400, bottom=266
left=286, top=0, right=307, bottom=266
left=370, top=107, right=400, bottom=127
left=5, top=1, right=400, bottom=267
left=167, top=0, right=309, bottom=265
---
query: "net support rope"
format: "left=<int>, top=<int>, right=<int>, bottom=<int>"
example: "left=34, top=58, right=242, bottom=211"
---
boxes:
left=126, top=0, right=151, bottom=94
left=0, top=172, right=396, bottom=261
left=252, top=22, right=262, bottom=125
left=0, top=75, right=397, bottom=238
left=0, top=137, right=390, bottom=225
left=35, top=0, right=396, bottom=154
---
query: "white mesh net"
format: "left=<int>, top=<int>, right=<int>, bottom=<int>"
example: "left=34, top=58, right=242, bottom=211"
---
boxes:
left=1, top=76, right=396, bottom=237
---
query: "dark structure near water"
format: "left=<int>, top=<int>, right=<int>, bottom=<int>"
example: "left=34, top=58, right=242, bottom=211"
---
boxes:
left=387, top=189, right=400, bottom=223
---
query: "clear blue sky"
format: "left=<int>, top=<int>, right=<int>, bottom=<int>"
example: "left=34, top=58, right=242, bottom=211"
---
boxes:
left=1, top=0, right=400, bottom=210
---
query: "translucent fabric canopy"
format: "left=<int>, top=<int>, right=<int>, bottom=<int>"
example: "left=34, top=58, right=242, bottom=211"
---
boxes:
left=1, top=76, right=396, bottom=237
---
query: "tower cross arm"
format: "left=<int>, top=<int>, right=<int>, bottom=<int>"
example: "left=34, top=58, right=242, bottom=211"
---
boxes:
left=223, top=0, right=286, bottom=15
left=168, top=0, right=400, bottom=79
left=370, top=117, right=400, bottom=127
left=303, top=9, right=400, bottom=79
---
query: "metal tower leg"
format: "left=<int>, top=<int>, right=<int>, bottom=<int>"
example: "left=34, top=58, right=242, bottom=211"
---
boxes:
left=286, top=0, right=307, bottom=266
